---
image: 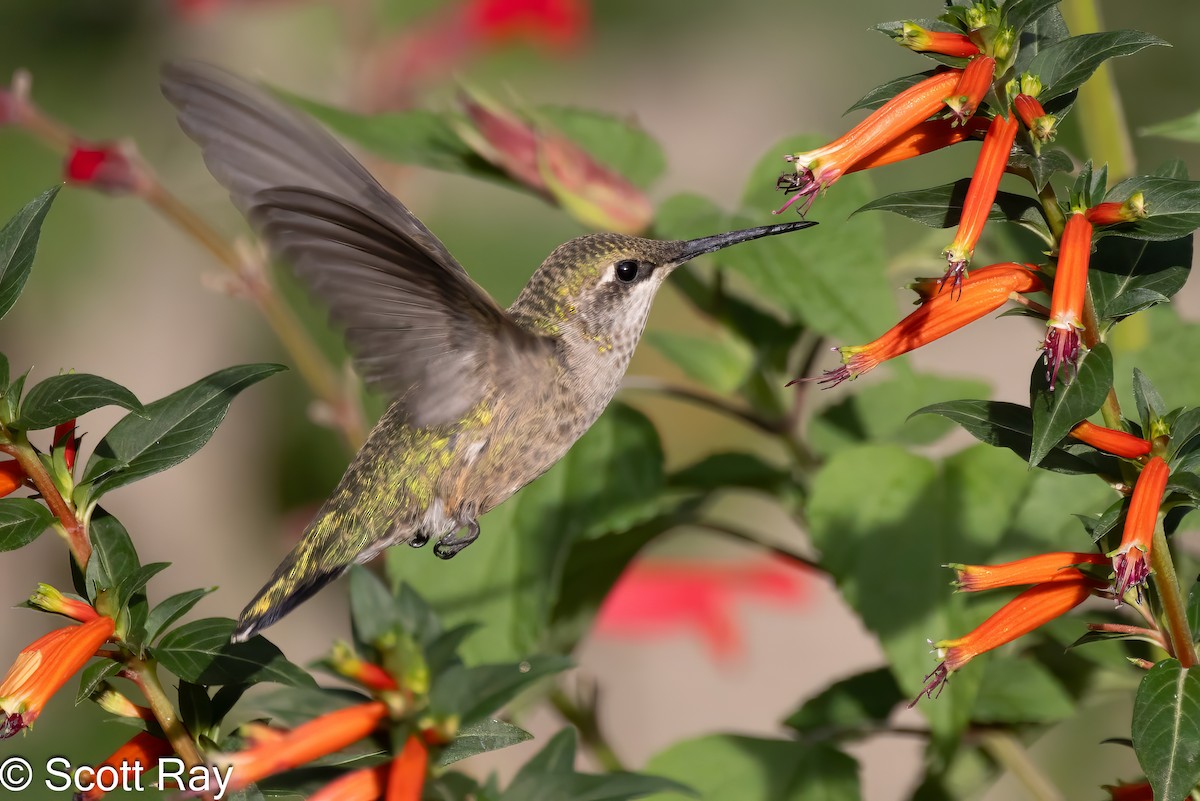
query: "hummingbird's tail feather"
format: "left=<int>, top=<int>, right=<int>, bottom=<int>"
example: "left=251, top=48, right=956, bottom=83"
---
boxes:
left=232, top=553, right=350, bottom=643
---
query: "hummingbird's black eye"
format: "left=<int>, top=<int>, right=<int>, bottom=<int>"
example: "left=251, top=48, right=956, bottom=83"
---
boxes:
left=615, top=260, right=640, bottom=283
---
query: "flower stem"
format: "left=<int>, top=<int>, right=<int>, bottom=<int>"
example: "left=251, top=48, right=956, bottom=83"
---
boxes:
left=0, top=439, right=89, bottom=566
left=126, top=658, right=209, bottom=772
left=978, top=731, right=1064, bottom=801
left=1149, top=520, right=1197, bottom=667
left=1061, top=1, right=1135, bottom=179
left=549, top=686, right=626, bottom=772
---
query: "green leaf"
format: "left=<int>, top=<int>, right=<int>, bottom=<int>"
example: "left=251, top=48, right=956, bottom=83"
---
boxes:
left=431, top=656, right=572, bottom=723
left=438, top=719, right=532, bottom=767
left=1088, top=234, right=1191, bottom=324
left=1071, top=161, right=1109, bottom=209
left=784, top=667, right=902, bottom=740
left=1143, top=109, right=1200, bottom=144
left=1002, top=0, right=1064, bottom=33
left=641, top=735, right=859, bottom=801
left=80, top=363, right=285, bottom=500
left=970, top=657, right=1074, bottom=723
left=504, top=729, right=691, bottom=801
left=846, top=70, right=939, bottom=114
left=730, top=135, right=892, bottom=343
left=348, top=566, right=405, bottom=650
left=0, top=353, right=9, bottom=390
left=76, top=659, right=122, bottom=704
left=11, top=373, right=144, bottom=431
left=1102, top=176, right=1200, bottom=241
left=1008, top=148, right=1074, bottom=192
left=1028, top=31, right=1169, bottom=103
left=668, top=452, right=789, bottom=494
left=1133, top=368, right=1167, bottom=433
left=0, top=498, right=54, bottom=551
left=85, top=511, right=141, bottom=599
left=387, top=403, right=664, bottom=663
left=913, top=399, right=1106, bottom=475
left=1029, top=343, right=1113, bottom=467
left=643, top=330, right=753, bottom=394
left=1013, top=5, right=1071, bottom=75
left=114, top=562, right=170, bottom=612
left=144, top=587, right=216, bottom=645
left=154, top=618, right=316, bottom=688
left=856, top=180, right=1047, bottom=234
left=0, top=187, right=59, bottom=321
left=537, top=107, right=666, bottom=189
left=1132, top=659, right=1200, bottom=801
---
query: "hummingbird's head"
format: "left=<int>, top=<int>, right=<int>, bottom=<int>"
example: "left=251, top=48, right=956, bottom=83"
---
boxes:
left=510, top=221, right=817, bottom=347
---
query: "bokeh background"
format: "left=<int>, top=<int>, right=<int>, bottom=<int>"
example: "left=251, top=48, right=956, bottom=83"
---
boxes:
left=2, top=0, right=1199, bottom=798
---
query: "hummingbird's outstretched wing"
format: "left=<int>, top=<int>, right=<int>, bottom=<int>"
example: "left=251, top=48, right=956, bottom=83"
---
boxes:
left=161, top=62, right=555, bottom=426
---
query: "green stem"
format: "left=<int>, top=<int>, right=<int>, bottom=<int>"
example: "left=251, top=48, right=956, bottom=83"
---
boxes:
left=978, top=731, right=1064, bottom=801
left=1037, top=182, right=1066, bottom=241
left=692, top=519, right=826, bottom=574
left=127, top=658, right=209, bottom=771
left=549, top=687, right=626, bottom=772
left=1061, top=1, right=1136, bottom=178
left=0, top=440, right=90, bottom=566
left=1149, top=521, right=1197, bottom=667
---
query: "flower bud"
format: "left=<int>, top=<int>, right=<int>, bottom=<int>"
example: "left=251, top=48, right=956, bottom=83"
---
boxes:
left=1085, top=193, right=1147, bottom=226
left=64, top=140, right=153, bottom=196
left=29, top=583, right=99, bottom=623
left=0, top=460, right=25, bottom=497
left=898, top=22, right=980, bottom=57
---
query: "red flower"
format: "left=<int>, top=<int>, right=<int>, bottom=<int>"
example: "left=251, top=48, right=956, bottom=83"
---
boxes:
left=1042, top=211, right=1093, bottom=388
left=1109, top=457, right=1169, bottom=602
left=307, top=764, right=388, bottom=801
left=65, top=141, right=151, bottom=196
left=28, top=583, right=99, bottom=623
left=464, top=0, right=587, bottom=50
left=1104, top=782, right=1153, bottom=801
left=776, top=69, right=963, bottom=215
left=951, top=552, right=1108, bottom=592
left=809, top=263, right=1042, bottom=386
left=944, top=55, right=996, bottom=125
left=847, top=116, right=988, bottom=174
left=0, top=615, right=115, bottom=737
left=1069, top=420, right=1152, bottom=459
left=595, top=556, right=810, bottom=660
left=942, top=111, right=1020, bottom=292
left=327, top=641, right=399, bottom=693
left=0, top=460, right=25, bottom=497
left=897, top=22, right=980, bottom=58
left=1013, top=93, right=1057, bottom=145
left=54, top=419, right=79, bottom=474
left=76, top=731, right=174, bottom=801
left=1086, top=193, right=1147, bottom=226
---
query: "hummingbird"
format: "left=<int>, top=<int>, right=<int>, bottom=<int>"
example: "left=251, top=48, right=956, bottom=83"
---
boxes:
left=161, top=63, right=815, bottom=642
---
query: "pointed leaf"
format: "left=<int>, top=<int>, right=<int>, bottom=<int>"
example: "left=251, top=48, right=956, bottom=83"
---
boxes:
left=970, top=657, right=1073, bottom=723
left=438, top=719, right=533, bottom=767
left=1143, top=110, right=1200, bottom=144
left=1102, top=176, right=1200, bottom=241
left=668, top=452, right=790, bottom=494
left=1088, top=234, right=1191, bottom=323
left=12, top=373, right=144, bottom=431
left=1132, top=659, right=1200, bottom=801
left=0, top=187, right=59, bottom=320
left=856, top=180, right=1046, bottom=232
left=784, top=667, right=902, bottom=739
left=1133, top=369, right=1167, bottom=432
left=1029, top=344, right=1114, bottom=467
left=85, top=512, right=141, bottom=599
left=1008, top=147, right=1074, bottom=191
left=144, top=587, right=216, bottom=645
left=1013, top=5, right=1071, bottom=74
left=431, top=656, right=572, bottom=723
left=846, top=70, right=940, bottom=114
left=114, top=562, right=171, bottom=612
left=348, top=565, right=404, bottom=650
left=1028, top=31, right=1169, bottom=103
left=76, top=659, right=123, bottom=704
left=154, top=618, right=316, bottom=688
left=0, top=498, right=54, bottom=551
left=80, top=363, right=285, bottom=499
left=1003, top=0, right=1064, bottom=33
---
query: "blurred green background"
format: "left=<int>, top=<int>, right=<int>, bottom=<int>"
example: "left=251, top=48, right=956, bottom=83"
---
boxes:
left=2, top=0, right=1199, bottom=798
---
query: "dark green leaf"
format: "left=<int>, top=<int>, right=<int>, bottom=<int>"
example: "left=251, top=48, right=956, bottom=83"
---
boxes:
left=0, top=187, right=59, bottom=321
left=1103, top=176, right=1200, bottom=241
left=76, top=659, right=122, bottom=704
left=155, top=618, right=316, bottom=687
left=643, top=330, right=753, bottom=394
left=1154, top=159, right=1190, bottom=180
left=505, top=729, right=693, bottom=801
left=537, top=107, right=666, bottom=189
left=668, top=452, right=789, bottom=494
left=1008, top=147, right=1074, bottom=191
left=0, top=353, right=9, bottom=391
left=1030, top=344, right=1113, bottom=467
left=432, top=656, right=572, bottom=723
left=0, top=498, right=53, bottom=551
left=784, top=667, right=902, bottom=740
left=1069, top=628, right=1159, bottom=648
left=85, top=512, right=141, bottom=599
left=856, top=180, right=1046, bottom=233
left=846, top=70, right=939, bottom=114
left=249, top=686, right=369, bottom=728
left=388, top=403, right=664, bottom=663
left=438, top=719, right=533, bottom=766
left=1088, top=234, right=1191, bottom=324
left=0, top=368, right=27, bottom=423
left=349, top=566, right=403, bottom=651
left=1071, top=161, right=1109, bottom=209
left=970, top=657, right=1074, bottom=723
left=1132, top=659, right=1200, bottom=801
left=641, top=735, right=859, bottom=801
left=12, top=374, right=144, bottom=431
left=1003, top=0, right=1064, bottom=34
left=114, top=562, right=169, bottom=610
left=1168, top=408, right=1200, bottom=465
left=1166, top=472, right=1200, bottom=504
left=144, top=587, right=215, bottom=645
left=913, top=399, right=1105, bottom=475
left=1013, top=5, right=1070, bottom=75
left=1133, top=369, right=1167, bottom=433
left=80, top=363, right=285, bottom=500
left=1028, top=31, right=1169, bottom=103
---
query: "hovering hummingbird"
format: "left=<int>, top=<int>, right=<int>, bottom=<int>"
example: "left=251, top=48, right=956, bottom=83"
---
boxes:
left=161, top=63, right=815, bottom=642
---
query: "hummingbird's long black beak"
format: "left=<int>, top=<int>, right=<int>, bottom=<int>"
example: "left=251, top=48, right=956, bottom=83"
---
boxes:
left=674, top=220, right=818, bottom=265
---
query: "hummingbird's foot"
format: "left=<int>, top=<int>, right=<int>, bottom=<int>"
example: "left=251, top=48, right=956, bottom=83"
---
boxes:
left=434, top=519, right=480, bottom=560
left=409, top=531, right=430, bottom=548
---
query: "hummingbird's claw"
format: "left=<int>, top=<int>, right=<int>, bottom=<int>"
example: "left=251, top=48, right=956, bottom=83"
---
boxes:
left=409, top=531, right=430, bottom=548
left=434, top=519, right=481, bottom=559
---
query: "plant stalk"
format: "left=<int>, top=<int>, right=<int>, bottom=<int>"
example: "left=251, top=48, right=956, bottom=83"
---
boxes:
left=1149, top=521, right=1197, bottom=667
left=0, top=440, right=90, bottom=566
left=127, top=658, right=209, bottom=773
left=549, top=687, right=626, bottom=772
left=978, top=731, right=1064, bottom=801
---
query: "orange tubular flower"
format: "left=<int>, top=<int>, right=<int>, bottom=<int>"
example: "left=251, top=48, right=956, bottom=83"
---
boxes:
left=29, top=583, right=100, bottom=623
left=951, top=551, right=1108, bottom=592
left=898, top=22, right=980, bottom=57
left=309, top=764, right=389, bottom=801
left=942, top=110, right=1020, bottom=292
left=1069, top=420, right=1152, bottom=459
left=77, top=731, right=174, bottom=801
left=806, top=263, right=1042, bottom=386
left=1109, top=456, right=1170, bottom=601
left=913, top=579, right=1100, bottom=704
left=222, top=701, right=389, bottom=791
left=1042, top=212, right=1093, bottom=388
left=0, top=460, right=25, bottom=497
left=776, top=68, right=962, bottom=215
left=944, top=55, right=996, bottom=124
left=1086, top=193, right=1147, bottom=226
left=1013, top=93, right=1057, bottom=144
left=386, top=736, right=429, bottom=801
left=0, top=615, right=115, bottom=737
left=329, top=642, right=399, bottom=692
left=847, top=116, right=989, bottom=173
